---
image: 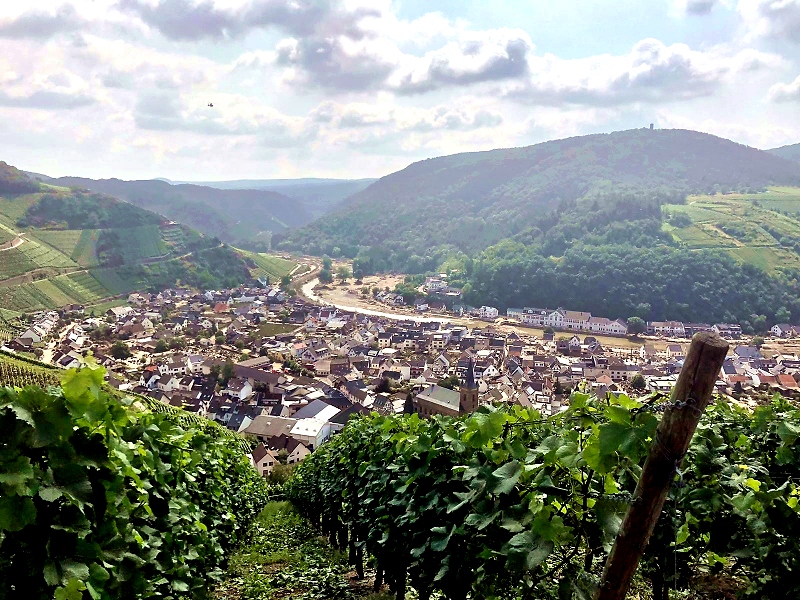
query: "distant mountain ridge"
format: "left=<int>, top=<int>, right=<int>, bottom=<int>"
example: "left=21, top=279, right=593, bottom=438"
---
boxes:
left=168, top=177, right=376, bottom=219
left=33, top=176, right=307, bottom=248
left=769, top=143, right=800, bottom=163
left=278, top=128, right=800, bottom=263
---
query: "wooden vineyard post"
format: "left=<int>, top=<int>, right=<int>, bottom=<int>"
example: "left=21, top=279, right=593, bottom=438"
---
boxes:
left=594, top=332, right=729, bottom=600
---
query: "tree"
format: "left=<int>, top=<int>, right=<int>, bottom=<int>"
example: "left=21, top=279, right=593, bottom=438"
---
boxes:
left=154, top=339, right=168, bottom=353
left=110, top=341, right=131, bottom=360
left=634, top=303, right=652, bottom=319
left=267, top=463, right=294, bottom=485
left=751, top=336, right=765, bottom=348
left=753, top=314, right=768, bottom=334
left=319, top=269, right=333, bottom=284
left=322, top=256, right=332, bottom=271
left=627, top=316, right=646, bottom=335
left=630, top=373, right=646, bottom=390
left=361, top=286, right=370, bottom=296
left=776, top=306, right=791, bottom=323
left=404, top=393, right=415, bottom=415
left=336, top=266, right=351, bottom=281
left=276, top=449, right=289, bottom=465
left=280, top=274, right=291, bottom=288
left=220, top=361, right=235, bottom=386
left=439, top=374, right=460, bottom=390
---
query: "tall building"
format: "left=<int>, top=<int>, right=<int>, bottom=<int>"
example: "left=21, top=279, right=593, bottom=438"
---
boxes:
left=459, top=358, right=479, bottom=413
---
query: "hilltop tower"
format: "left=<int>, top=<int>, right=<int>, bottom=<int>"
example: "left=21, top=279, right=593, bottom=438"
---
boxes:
left=459, top=358, right=479, bottom=414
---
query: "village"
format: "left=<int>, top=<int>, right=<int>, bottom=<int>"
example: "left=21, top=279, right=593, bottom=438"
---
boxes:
left=4, top=278, right=800, bottom=480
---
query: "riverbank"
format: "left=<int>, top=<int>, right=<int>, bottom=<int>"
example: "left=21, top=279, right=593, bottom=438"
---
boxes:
left=300, top=277, right=670, bottom=351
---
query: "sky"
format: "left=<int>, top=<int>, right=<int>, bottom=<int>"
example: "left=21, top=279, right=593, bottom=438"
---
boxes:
left=1, top=0, right=799, bottom=180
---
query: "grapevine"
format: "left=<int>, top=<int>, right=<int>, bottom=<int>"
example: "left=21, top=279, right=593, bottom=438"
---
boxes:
left=286, top=392, right=800, bottom=599
left=0, top=365, right=270, bottom=598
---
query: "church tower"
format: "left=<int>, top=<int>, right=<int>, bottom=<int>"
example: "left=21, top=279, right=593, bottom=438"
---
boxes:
left=459, top=358, right=479, bottom=414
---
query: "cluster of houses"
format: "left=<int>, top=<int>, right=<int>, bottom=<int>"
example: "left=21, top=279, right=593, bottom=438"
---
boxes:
left=503, top=307, right=788, bottom=340
left=5, top=281, right=800, bottom=479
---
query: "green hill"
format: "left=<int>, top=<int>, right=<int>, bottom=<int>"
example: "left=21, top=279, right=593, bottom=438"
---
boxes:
left=0, top=162, right=256, bottom=312
left=769, top=142, right=800, bottom=163
left=33, top=175, right=311, bottom=248
left=278, top=128, right=800, bottom=268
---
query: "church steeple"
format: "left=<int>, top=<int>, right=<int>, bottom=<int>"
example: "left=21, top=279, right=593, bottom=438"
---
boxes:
left=464, top=357, right=477, bottom=390
left=460, top=357, right=478, bottom=413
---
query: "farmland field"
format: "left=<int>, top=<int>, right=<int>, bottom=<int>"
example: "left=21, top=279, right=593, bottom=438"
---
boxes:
left=18, top=237, right=78, bottom=269
left=31, top=228, right=100, bottom=266
left=663, top=186, right=800, bottom=275
left=0, top=351, right=61, bottom=387
left=0, top=193, right=39, bottom=227
left=90, top=268, right=140, bottom=295
left=240, top=250, right=298, bottom=281
left=112, top=225, right=168, bottom=262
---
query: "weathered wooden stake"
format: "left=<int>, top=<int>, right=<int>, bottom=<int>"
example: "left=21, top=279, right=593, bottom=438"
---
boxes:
left=594, top=332, right=729, bottom=600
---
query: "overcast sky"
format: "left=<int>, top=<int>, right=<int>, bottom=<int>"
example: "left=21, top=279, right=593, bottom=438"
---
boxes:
left=1, top=0, right=799, bottom=180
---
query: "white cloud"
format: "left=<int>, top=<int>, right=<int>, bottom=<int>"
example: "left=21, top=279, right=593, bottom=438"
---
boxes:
left=769, top=75, right=800, bottom=101
left=506, top=39, right=779, bottom=106
left=738, top=0, right=800, bottom=43
left=391, top=29, right=533, bottom=94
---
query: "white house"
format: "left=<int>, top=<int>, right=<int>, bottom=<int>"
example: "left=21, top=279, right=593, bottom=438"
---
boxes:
left=289, top=418, right=331, bottom=450
left=479, top=306, right=499, bottom=320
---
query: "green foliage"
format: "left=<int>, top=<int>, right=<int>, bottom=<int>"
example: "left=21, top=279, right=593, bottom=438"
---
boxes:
left=318, top=268, right=333, bottom=284
left=438, top=374, right=460, bottom=390
left=110, top=341, right=131, bottom=360
left=627, top=317, right=646, bottom=335
left=465, top=242, right=800, bottom=325
left=0, top=161, right=40, bottom=194
left=286, top=393, right=800, bottom=599
left=0, top=365, right=268, bottom=598
left=18, top=191, right=161, bottom=230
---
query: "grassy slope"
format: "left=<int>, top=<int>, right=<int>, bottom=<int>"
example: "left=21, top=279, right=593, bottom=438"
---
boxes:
left=215, top=502, right=384, bottom=600
left=238, top=250, right=298, bottom=281
left=663, top=186, right=800, bottom=275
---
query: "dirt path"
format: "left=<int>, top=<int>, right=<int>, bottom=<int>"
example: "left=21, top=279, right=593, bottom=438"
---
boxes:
left=0, top=235, right=24, bottom=251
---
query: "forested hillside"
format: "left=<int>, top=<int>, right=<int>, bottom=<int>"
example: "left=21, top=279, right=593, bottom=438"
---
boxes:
left=277, top=128, right=800, bottom=263
left=0, top=162, right=254, bottom=312
left=34, top=176, right=310, bottom=247
left=770, top=142, right=800, bottom=163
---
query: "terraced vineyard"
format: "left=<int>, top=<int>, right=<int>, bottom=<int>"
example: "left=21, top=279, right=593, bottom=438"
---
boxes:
left=32, top=228, right=100, bottom=266
left=662, top=186, right=800, bottom=275
left=114, top=225, right=168, bottom=262
left=0, top=169, right=257, bottom=313
left=0, top=247, right=37, bottom=279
